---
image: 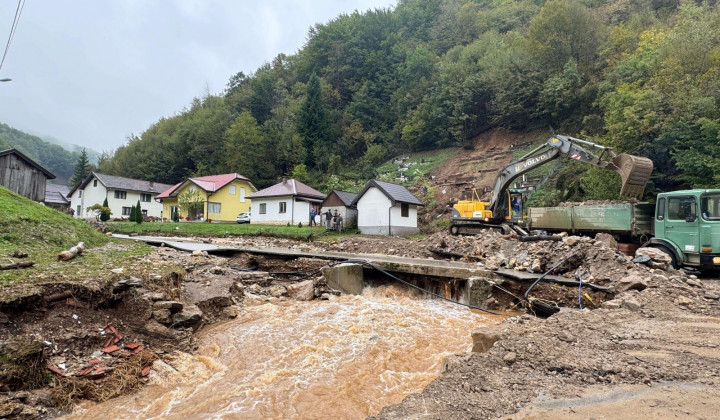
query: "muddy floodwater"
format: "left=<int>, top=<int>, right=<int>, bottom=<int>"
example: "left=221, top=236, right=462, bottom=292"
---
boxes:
left=69, top=286, right=498, bottom=419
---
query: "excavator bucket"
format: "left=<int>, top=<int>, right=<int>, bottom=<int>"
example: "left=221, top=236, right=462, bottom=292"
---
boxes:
left=611, top=153, right=654, bottom=199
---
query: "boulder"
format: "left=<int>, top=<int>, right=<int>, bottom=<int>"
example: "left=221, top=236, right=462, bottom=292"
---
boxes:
left=595, top=233, right=618, bottom=249
left=621, top=298, right=642, bottom=311
left=172, top=304, right=203, bottom=328
left=286, top=280, right=315, bottom=301
left=674, top=295, right=693, bottom=307
left=142, top=320, right=176, bottom=339
left=635, top=247, right=673, bottom=269
left=471, top=328, right=502, bottom=353
left=565, top=236, right=582, bottom=246
left=704, top=292, right=720, bottom=300
left=154, top=301, right=184, bottom=314
left=615, top=275, right=648, bottom=292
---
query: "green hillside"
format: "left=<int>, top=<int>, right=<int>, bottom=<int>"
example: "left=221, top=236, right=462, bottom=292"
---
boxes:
left=98, top=0, right=720, bottom=201
left=0, top=123, right=92, bottom=185
left=0, top=186, right=148, bottom=288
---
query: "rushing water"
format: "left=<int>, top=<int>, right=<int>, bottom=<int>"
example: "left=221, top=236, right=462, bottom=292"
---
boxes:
left=70, top=285, right=498, bottom=420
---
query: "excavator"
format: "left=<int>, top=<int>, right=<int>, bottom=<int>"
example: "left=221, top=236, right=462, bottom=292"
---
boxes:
left=449, top=135, right=654, bottom=235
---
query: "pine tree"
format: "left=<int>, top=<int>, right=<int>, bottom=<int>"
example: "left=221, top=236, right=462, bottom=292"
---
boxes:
left=130, top=204, right=136, bottom=222
left=135, top=199, right=143, bottom=224
left=69, top=148, right=91, bottom=187
left=297, top=74, right=332, bottom=169
left=100, top=198, right=110, bottom=222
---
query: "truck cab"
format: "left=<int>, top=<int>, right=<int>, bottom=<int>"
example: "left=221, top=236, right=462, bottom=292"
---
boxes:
left=651, top=189, right=720, bottom=270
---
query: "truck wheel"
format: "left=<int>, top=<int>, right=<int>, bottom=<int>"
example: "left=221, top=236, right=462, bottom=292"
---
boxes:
left=450, top=225, right=460, bottom=236
left=650, top=245, right=679, bottom=269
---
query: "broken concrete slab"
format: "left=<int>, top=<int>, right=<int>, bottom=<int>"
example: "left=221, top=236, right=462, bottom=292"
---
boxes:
left=323, top=263, right=364, bottom=295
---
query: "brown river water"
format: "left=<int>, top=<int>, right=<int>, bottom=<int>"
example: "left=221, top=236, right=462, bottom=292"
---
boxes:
left=69, top=285, right=499, bottom=420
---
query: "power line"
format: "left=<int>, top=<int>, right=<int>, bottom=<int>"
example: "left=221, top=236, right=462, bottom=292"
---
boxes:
left=0, top=0, right=26, bottom=74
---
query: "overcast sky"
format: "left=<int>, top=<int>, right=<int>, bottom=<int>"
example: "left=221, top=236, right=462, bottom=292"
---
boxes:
left=0, top=0, right=396, bottom=152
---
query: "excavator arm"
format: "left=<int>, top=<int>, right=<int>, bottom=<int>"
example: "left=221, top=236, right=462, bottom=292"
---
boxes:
left=487, top=135, right=653, bottom=222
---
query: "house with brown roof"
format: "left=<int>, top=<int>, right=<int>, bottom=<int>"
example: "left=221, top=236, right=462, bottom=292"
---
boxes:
left=320, top=190, right=358, bottom=229
left=155, top=173, right=257, bottom=222
left=351, top=179, right=423, bottom=235
left=248, top=178, right=325, bottom=225
left=0, top=148, right=56, bottom=201
left=69, top=172, right=172, bottom=220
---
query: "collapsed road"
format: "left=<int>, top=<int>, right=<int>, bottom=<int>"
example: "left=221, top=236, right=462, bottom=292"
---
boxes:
left=2, top=229, right=720, bottom=419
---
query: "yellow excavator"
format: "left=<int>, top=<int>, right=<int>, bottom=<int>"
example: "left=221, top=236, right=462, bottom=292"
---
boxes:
left=450, top=135, right=653, bottom=235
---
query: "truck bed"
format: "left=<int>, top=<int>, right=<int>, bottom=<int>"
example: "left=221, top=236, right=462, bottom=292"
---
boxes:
left=528, top=202, right=654, bottom=236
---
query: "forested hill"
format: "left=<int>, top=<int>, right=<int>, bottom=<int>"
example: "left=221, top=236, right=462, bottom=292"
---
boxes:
left=100, top=0, right=720, bottom=197
left=0, top=123, right=88, bottom=185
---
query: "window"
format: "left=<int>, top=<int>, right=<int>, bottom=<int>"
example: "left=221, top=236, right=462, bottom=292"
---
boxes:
left=401, top=203, right=409, bottom=217
left=141, top=209, right=148, bottom=216
left=79, top=190, right=82, bottom=198
left=93, top=180, right=97, bottom=187
left=114, top=190, right=127, bottom=199
left=208, top=202, right=221, bottom=214
left=229, top=185, right=236, bottom=195
left=259, top=203, right=267, bottom=214
left=701, top=194, right=720, bottom=221
left=667, top=197, right=696, bottom=220
left=141, top=193, right=151, bottom=202
left=76, top=205, right=81, bottom=216
left=656, top=198, right=665, bottom=221
left=122, top=207, right=132, bottom=216
left=240, top=187, right=246, bottom=202
left=279, top=202, right=287, bottom=213
left=189, top=186, right=196, bottom=192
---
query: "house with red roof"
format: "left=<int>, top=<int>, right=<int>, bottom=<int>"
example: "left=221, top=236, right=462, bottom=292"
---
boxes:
left=248, top=178, right=325, bottom=225
left=155, top=173, right=257, bottom=222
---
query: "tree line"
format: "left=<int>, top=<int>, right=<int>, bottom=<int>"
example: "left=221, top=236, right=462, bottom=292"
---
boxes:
left=96, top=0, right=720, bottom=201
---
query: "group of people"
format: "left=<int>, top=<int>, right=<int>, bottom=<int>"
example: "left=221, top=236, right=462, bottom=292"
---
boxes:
left=309, top=207, right=343, bottom=233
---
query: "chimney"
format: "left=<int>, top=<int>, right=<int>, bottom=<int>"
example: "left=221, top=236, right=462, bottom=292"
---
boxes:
left=282, top=176, right=288, bottom=184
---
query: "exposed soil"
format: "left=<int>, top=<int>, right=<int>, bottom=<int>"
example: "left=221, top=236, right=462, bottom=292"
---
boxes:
left=2, top=130, right=719, bottom=418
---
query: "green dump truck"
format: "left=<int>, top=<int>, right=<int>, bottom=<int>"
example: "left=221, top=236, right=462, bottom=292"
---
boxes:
left=528, top=189, right=720, bottom=270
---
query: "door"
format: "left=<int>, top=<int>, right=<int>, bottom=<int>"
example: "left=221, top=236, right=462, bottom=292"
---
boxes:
left=664, top=195, right=699, bottom=257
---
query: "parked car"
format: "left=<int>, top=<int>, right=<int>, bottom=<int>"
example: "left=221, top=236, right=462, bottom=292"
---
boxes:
left=236, top=212, right=251, bottom=224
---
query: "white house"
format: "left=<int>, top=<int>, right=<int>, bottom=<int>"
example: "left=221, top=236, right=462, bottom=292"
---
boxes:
left=248, top=178, right=325, bottom=225
left=351, top=179, right=423, bottom=235
left=320, top=190, right=358, bottom=228
left=69, top=172, right=172, bottom=220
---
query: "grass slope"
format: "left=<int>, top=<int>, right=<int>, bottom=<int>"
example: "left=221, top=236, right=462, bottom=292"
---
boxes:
left=0, top=186, right=149, bottom=289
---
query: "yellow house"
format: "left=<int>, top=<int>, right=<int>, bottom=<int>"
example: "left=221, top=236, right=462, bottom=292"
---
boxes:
left=155, top=173, right=257, bottom=222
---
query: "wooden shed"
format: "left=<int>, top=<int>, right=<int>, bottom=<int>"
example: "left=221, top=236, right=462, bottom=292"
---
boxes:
left=0, top=149, right=56, bottom=202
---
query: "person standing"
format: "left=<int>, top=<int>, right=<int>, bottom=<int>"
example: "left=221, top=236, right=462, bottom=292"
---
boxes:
left=335, top=213, right=343, bottom=233
left=310, top=208, right=317, bottom=226
left=324, top=209, right=332, bottom=230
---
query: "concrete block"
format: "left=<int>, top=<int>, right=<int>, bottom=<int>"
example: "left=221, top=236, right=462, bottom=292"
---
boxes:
left=323, top=263, right=364, bottom=295
left=461, top=276, right=494, bottom=307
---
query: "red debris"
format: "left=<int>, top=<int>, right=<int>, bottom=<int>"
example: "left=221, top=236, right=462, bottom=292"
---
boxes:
left=88, top=358, right=101, bottom=365
left=141, top=366, right=151, bottom=376
left=130, top=345, right=145, bottom=355
left=102, top=345, right=121, bottom=353
left=47, top=363, right=66, bottom=377
left=77, top=367, right=94, bottom=376
left=103, top=337, right=114, bottom=348
left=125, top=342, right=141, bottom=350
left=113, top=332, right=124, bottom=344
